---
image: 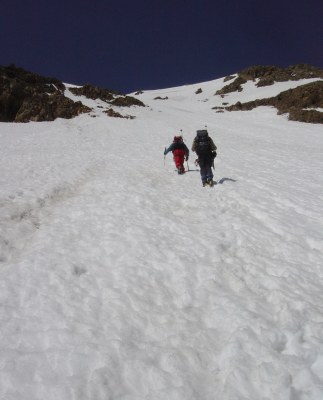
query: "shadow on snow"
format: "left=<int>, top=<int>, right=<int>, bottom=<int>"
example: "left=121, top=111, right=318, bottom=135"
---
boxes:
left=217, top=178, right=237, bottom=184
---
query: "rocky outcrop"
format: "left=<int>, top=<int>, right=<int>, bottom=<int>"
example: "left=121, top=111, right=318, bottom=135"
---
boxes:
left=110, top=96, right=145, bottom=107
left=216, top=64, right=323, bottom=95
left=240, top=64, right=323, bottom=86
left=70, top=84, right=145, bottom=107
left=0, top=64, right=145, bottom=123
left=223, top=81, right=323, bottom=124
left=0, top=64, right=90, bottom=122
left=15, top=94, right=90, bottom=123
left=216, top=76, right=247, bottom=95
left=104, top=108, right=135, bottom=119
left=69, top=84, right=120, bottom=102
left=223, top=75, right=235, bottom=82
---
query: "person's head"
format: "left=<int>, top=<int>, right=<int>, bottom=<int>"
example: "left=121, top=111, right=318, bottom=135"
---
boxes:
left=173, top=136, right=183, bottom=143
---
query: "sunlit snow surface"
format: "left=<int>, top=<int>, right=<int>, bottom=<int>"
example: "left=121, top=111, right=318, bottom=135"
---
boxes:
left=1, top=78, right=323, bottom=400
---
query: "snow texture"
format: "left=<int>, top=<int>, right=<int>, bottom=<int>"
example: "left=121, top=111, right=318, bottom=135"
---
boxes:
left=1, top=77, right=323, bottom=400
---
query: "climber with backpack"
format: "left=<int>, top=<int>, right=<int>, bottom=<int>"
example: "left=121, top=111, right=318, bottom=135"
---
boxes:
left=164, top=135, right=190, bottom=174
left=192, top=129, right=217, bottom=186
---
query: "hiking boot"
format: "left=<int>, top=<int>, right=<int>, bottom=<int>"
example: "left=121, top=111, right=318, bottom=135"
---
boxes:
left=207, top=179, right=214, bottom=186
left=202, top=181, right=207, bottom=187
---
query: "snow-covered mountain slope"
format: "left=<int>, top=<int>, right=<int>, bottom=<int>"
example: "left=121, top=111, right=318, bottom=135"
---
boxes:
left=1, top=77, right=323, bottom=400
left=133, top=76, right=322, bottom=108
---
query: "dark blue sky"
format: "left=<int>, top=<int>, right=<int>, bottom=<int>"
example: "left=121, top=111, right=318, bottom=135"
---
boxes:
left=1, top=0, right=322, bottom=93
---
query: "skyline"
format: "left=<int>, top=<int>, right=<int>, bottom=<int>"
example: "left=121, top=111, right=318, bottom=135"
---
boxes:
left=1, top=0, right=323, bottom=93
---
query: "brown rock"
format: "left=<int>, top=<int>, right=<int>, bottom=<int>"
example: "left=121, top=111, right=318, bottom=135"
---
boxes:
left=111, top=96, right=145, bottom=107
left=216, top=64, right=323, bottom=96
left=224, top=81, right=323, bottom=124
left=0, top=64, right=90, bottom=122
left=215, top=76, right=247, bottom=95
left=69, top=84, right=119, bottom=102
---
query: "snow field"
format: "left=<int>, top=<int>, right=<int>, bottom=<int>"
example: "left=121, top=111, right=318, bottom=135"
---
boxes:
left=1, top=78, right=323, bottom=399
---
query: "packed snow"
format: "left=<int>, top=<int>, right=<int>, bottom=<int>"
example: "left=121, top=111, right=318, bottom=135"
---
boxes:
left=1, top=77, right=323, bottom=400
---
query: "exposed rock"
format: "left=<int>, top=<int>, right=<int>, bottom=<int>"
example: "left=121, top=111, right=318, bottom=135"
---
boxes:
left=69, top=84, right=119, bottom=102
left=104, top=108, right=135, bottom=119
left=195, top=88, right=202, bottom=94
left=238, top=65, right=283, bottom=82
left=274, top=82, right=323, bottom=112
left=135, top=90, right=144, bottom=95
left=240, top=64, right=323, bottom=86
left=110, top=96, right=145, bottom=107
left=0, top=64, right=145, bottom=122
left=224, top=81, right=323, bottom=124
left=104, top=108, right=125, bottom=118
left=15, top=93, right=90, bottom=122
left=215, top=64, right=323, bottom=96
left=70, top=84, right=145, bottom=108
left=153, top=96, right=169, bottom=100
left=223, top=75, right=235, bottom=82
left=215, top=76, right=247, bottom=95
left=288, top=109, right=323, bottom=124
left=1, top=64, right=65, bottom=93
left=0, top=64, right=90, bottom=122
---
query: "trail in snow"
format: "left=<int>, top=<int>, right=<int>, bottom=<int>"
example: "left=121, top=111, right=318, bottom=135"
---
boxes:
left=1, top=78, right=323, bottom=400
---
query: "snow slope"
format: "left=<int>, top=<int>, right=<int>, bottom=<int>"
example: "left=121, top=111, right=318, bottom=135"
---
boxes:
left=1, top=77, right=323, bottom=400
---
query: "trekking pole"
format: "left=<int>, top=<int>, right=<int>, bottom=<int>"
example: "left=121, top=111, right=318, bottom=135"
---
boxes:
left=164, top=147, right=166, bottom=167
left=186, top=160, right=190, bottom=172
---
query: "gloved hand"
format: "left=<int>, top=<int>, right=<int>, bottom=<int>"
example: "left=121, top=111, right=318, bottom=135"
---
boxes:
left=185, top=155, right=189, bottom=161
left=211, top=151, right=217, bottom=159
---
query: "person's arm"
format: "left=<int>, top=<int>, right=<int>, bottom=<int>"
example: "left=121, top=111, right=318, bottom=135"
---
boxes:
left=164, top=143, right=174, bottom=155
left=191, top=139, right=197, bottom=152
left=209, top=138, right=217, bottom=151
left=184, top=144, right=190, bottom=160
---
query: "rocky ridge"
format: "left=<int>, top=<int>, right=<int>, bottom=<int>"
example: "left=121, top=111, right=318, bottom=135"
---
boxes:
left=215, top=64, right=323, bottom=123
left=69, top=84, right=145, bottom=108
left=0, top=65, right=144, bottom=123
left=2, top=63, right=322, bottom=124
left=222, top=81, right=323, bottom=123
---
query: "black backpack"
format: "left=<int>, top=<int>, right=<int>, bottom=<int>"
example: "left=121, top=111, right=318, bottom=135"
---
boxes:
left=195, top=130, right=211, bottom=157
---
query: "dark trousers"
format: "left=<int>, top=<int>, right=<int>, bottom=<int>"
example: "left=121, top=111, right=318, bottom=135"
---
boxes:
left=200, top=164, right=213, bottom=183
